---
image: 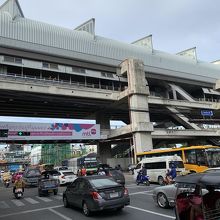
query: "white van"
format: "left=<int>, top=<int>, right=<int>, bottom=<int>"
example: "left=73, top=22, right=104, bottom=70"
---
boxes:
left=133, top=155, right=185, bottom=185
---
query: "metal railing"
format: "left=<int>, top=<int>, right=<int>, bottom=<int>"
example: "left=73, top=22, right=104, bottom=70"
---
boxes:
left=1, top=72, right=220, bottom=103
left=0, top=72, right=121, bottom=92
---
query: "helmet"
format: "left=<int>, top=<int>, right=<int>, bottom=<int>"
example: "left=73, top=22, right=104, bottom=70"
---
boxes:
left=16, top=175, right=22, bottom=180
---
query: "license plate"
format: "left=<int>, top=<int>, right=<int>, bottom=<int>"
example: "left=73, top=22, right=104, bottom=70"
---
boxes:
left=48, top=189, right=53, bottom=193
left=110, top=192, right=119, bottom=198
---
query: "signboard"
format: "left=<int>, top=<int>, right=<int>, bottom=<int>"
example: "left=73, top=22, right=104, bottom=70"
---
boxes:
left=0, top=122, right=100, bottom=141
left=201, top=110, right=213, bottom=117
left=8, top=164, right=21, bottom=171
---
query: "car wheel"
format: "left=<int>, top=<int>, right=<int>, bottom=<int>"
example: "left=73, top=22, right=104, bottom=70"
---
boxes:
left=38, top=189, right=42, bottom=197
left=63, top=196, right=70, bottom=208
left=116, top=207, right=124, bottom=212
left=144, top=181, right=150, bottom=186
left=158, top=176, right=164, bottom=185
left=82, top=201, right=92, bottom=216
left=157, top=192, right=169, bottom=208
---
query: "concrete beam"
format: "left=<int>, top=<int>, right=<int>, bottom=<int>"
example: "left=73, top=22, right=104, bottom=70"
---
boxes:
left=0, top=77, right=219, bottom=110
left=152, top=128, right=220, bottom=137
left=215, top=79, right=220, bottom=91
left=148, top=96, right=220, bottom=110
left=105, top=127, right=220, bottom=140
left=0, top=79, right=118, bottom=101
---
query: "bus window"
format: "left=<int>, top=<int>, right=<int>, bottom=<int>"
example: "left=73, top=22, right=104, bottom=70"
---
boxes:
left=185, top=150, right=196, bottom=164
left=196, top=150, right=207, bottom=166
left=205, top=149, right=220, bottom=167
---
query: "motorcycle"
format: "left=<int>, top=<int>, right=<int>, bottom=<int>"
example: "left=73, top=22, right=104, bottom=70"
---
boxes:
left=163, top=170, right=175, bottom=185
left=14, top=188, right=23, bottom=199
left=136, top=172, right=150, bottom=186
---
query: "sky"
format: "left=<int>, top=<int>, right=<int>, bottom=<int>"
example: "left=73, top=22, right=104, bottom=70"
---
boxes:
left=0, top=0, right=219, bottom=62
left=0, top=0, right=220, bottom=125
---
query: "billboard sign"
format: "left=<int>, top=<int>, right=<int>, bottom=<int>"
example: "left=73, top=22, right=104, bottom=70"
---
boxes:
left=0, top=122, right=100, bottom=141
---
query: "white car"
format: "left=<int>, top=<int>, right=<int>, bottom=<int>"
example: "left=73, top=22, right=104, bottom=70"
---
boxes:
left=58, top=170, right=76, bottom=185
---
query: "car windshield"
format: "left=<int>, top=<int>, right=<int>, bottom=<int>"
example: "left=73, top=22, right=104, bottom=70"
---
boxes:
left=89, top=178, right=119, bottom=187
left=205, top=149, right=220, bottom=167
left=59, top=167, right=68, bottom=170
left=63, top=172, right=74, bottom=176
left=84, top=161, right=97, bottom=168
left=27, top=169, right=41, bottom=177
left=169, top=161, right=184, bottom=168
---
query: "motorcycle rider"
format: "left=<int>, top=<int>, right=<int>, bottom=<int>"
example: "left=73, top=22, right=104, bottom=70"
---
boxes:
left=80, top=166, right=87, bottom=176
left=136, top=165, right=147, bottom=182
left=165, top=163, right=177, bottom=184
left=13, top=175, right=25, bottom=194
left=2, top=171, right=11, bottom=187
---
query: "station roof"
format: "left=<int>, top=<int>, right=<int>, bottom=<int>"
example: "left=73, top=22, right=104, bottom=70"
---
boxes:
left=0, top=0, right=220, bottom=84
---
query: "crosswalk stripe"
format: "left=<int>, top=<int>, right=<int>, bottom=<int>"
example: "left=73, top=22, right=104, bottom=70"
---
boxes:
left=36, top=196, right=52, bottom=202
left=0, top=201, right=9, bottom=209
left=11, top=199, right=25, bottom=207
left=53, top=195, right=63, bottom=200
left=24, top=198, right=39, bottom=204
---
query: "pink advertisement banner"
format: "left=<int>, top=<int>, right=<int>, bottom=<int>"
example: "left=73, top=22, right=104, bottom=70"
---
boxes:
left=0, top=122, right=100, bottom=140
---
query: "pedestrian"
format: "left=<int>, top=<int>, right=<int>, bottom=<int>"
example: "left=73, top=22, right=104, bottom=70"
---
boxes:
left=81, top=166, right=87, bottom=176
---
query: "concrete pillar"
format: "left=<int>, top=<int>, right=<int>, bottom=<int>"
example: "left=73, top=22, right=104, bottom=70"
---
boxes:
left=0, top=65, right=7, bottom=74
left=96, top=112, right=111, bottom=163
left=172, top=89, right=177, bottom=100
left=120, top=59, right=153, bottom=159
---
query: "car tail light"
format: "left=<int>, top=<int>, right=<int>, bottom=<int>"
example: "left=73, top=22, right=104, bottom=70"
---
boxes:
left=90, top=191, right=102, bottom=200
left=61, top=175, right=65, bottom=179
left=124, top=188, right=129, bottom=195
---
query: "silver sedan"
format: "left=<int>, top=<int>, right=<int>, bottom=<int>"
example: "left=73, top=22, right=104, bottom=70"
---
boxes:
left=152, top=184, right=177, bottom=208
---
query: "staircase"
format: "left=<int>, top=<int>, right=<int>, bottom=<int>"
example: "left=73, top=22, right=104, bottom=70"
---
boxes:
left=169, top=84, right=195, bottom=101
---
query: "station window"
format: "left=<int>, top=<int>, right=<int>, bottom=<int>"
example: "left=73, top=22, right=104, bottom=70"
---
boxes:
left=42, top=62, right=49, bottom=68
left=4, top=56, right=22, bottom=64
left=101, top=72, right=106, bottom=77
left=72, top=67, right=86, bottom=73
left=42, top=62, right=58, bottom=70
left=101, top=72, right=113, bottom=78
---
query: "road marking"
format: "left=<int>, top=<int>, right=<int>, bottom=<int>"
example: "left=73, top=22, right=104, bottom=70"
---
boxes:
left=0, top=205, right=63, bottom=218
left=127, top=205, right=175, bottom=219
left=0, top=201, right=9, bottom=209
left=144, top=193, right=153, bottom=195
left=49, top=208, right=72, bottom=220
left=11, top=199, right=25, bottom=207
left=36, top=196, right=52, bottom=202
left=24, top=198, right=39, bottom=204
left=54, top=195, right=63, bottom=200
left=58, top=192, right=63, bottom=196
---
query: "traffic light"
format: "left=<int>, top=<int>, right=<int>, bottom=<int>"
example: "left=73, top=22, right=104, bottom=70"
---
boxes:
left=0, top=129, right=8, bottom=137
left=17, top=131, right=30, bottom=136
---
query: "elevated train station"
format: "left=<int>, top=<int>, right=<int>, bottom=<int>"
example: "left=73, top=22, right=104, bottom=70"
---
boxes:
left=0, top=0, right=220, bottom=162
